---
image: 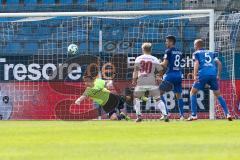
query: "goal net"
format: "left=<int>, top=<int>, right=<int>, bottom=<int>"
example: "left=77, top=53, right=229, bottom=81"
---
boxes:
left=0, top=10, right=239, bottom=120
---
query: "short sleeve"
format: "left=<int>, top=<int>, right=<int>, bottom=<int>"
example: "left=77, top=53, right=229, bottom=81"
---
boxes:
left=163, top=49, right=171, bottom=61
left=83, top=88, right=90, bottom=97
left=134, top=57, right=140, bottom=69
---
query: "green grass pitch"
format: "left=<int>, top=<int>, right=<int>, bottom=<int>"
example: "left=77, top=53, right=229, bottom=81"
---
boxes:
left=0, top=120, right=239, bottom=160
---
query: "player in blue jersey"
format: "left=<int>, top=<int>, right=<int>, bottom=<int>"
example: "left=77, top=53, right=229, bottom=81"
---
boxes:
left=160, top=35, right=185, bottom=120
left=188, top=39, right=232, bottom=121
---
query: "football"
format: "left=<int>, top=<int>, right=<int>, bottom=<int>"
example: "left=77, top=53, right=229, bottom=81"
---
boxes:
left=67, top=44, right=78, bottom=55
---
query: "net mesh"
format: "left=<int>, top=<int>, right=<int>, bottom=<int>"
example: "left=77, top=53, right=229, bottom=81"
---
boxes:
left=0, top=13, right=239, bottom=120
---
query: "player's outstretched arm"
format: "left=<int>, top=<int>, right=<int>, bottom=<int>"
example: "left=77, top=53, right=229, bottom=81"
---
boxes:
left=215, top=59, right=222, bottom=80
left=75, top=95, right=87, bottom=105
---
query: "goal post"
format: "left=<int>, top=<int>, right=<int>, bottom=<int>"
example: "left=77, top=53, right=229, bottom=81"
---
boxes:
left=0, top=9, right=238, bottom=120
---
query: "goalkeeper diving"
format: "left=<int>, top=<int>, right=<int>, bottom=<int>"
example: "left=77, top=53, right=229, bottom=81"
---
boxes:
left=75, top=75, right=130, bottom=120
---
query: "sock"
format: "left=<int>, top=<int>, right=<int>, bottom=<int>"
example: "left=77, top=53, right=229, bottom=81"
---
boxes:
left=161, top=95, right=166, bottom=104
left=178, top=98, right=184, bottom=117
left=156, top=99, right=167, bottom=115
left=217, top=96, right=229, bottom=115
left=161, top=95, right=169, bottom=114
left=190, top=94, right=197, bottom=116
left=134, top=98, right=141, bottom=116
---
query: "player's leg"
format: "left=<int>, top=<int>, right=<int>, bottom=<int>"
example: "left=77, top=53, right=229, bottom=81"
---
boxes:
left=116, top=95, right=131, bottom=121
left=187, top=87, right=199, bottom=121
left=213, top=90, right=232, bottom=120
left=159, top=80, right=174, bottom=117
left=161, top=95, right=166, bottom=107
left=134, top=98, right=142, bottom=122
left=209, top=77, right=232, bottom=121
left=188, top=79, right=205, bottom=121
left=175, top=93, right=184, bottom=120
left=158, top=89, right=168, bottom=121
left=101, top=93, right=129, bottom=120
left=151, top=87, right=169, bottom=122
left=159, top=93, right=169, bottom=121
left=133, top=86, right=145, bottom=122
left=173, top=77, right=184, bottom=120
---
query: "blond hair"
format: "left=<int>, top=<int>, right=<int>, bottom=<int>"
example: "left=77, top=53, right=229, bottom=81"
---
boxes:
left=194, top=39, right=203, bottom=48
left=142, top=42, right=152, bottom=54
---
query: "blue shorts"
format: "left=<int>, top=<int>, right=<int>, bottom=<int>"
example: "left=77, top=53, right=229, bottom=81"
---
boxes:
left=163, top=73, right=182, bottom=93
left=192, top=75, right=219, bottom=91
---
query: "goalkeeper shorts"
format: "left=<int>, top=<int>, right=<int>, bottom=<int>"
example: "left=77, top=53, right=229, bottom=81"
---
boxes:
left=102, top=93, right=124, bottom=113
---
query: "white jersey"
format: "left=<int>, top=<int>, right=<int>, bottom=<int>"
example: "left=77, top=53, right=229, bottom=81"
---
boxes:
left=134, top=54, right=162, bottom=86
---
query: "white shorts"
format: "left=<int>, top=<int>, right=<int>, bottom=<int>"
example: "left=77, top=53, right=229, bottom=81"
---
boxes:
left=134, top=85, right=160, bottom=98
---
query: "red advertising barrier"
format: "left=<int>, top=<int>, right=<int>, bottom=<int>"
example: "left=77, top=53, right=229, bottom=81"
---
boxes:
left=0, top=80, right=239, bottom=120
left=0, top=82, right=98, bottom=120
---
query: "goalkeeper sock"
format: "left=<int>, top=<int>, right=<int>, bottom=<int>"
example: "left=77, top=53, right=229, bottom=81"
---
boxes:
left=156, top=99, right=167, bottom=115
left=178, top=98, right=184, bottom=117
left=217, top=96, right=229, bottom=115
left=134, top=98, right=141, bottom=116
left=190, top=95, right=197, bottom=116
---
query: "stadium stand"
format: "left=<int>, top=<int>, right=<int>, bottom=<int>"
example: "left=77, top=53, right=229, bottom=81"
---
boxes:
left=0, top=0, right=239, bottom=73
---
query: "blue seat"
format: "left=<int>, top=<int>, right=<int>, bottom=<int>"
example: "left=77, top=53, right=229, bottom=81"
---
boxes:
left=6, top=42, right=21, bottom=54
left=36, top=27, right=51, bottom=35
left=24, top=42, right=38, bottom=51
left=41, top=0, right=55, bottom=4
left=132, top=42, right=142, bottom=53
left=131, top=0, right=144, bottom=3
left=79, top=42, right=87, bottom=52
left=20, top=27, right=32, bottom=34
left=6, top=0, right=19, bottom=4
left=127, top=0, right=144, bottom=10
left=162, top=27, right=179, bottom=38
left=175, top=41, right=183, bottom=51
left=127, top=27, right=140, bottom=39
left=113, top=0, right=126, bottom=3
left=42, top=42, right=57, bottom=50
left=77, top=0, right=88, bottom=4
left=60, top=0, right=72, bottom=4
left=153, top=43, right=165, bottom=52
left=25, top=0, right=37, bottom=5
left=95, top=0, right=108, bottom=2
left=143, top=27, right=160, bottom=40
left=184, top=27, right=196, bottom=40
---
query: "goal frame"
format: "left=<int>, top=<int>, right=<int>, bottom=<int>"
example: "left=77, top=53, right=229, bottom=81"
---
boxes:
left=0, top=9, right=215, bottom=119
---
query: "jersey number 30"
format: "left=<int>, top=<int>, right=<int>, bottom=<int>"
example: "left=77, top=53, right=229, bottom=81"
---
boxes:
left=140, top=61, right=152, bottom=73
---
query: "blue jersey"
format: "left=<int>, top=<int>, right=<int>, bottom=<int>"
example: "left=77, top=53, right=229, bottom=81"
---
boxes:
left=193, top=49, right=218, bottom=78
left=163, top=47, right=183, bottom=74
left=162, top=47, right=183, bottom=93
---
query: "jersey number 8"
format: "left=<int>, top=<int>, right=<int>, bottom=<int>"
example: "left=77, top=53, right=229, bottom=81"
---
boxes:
left=174, top=55, right=181, bottom=67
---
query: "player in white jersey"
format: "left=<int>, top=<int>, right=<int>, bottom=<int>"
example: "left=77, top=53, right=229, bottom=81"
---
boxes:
left=132, top=42, right=169, bottom=122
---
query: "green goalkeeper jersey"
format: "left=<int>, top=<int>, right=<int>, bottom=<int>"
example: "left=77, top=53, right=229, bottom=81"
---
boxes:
left=83, top=78, right=110, bottom=106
